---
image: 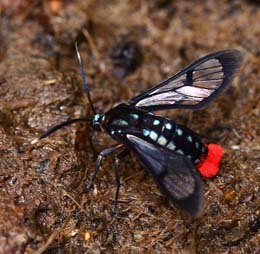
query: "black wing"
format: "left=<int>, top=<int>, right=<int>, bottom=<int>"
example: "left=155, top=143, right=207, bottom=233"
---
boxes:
left=125, top=134, right=203, bottom=217
left=128, top=50, right=243, bottom=111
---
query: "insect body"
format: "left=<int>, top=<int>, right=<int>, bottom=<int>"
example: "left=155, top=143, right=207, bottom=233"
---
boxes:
left=35, top=48, right=242, bottom=217
left=95, top=104, right=206, bottom=165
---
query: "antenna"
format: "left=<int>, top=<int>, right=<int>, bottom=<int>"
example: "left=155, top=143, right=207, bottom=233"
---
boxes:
left=32, top=44, right=96, bottom=144
left=75, top=42, right=96, bottom=115
left=31, top=118, right=91, bottom=144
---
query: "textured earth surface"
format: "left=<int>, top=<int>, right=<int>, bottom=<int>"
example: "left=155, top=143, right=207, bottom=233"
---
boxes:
left=0, top=1, right=259, bottom=253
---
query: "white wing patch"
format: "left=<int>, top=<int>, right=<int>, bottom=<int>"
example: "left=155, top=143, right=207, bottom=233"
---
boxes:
left=192, top=79, right=222, bottom=89
left=163, top=173, right=195, bottom=199
left=176, top=86, right=212, bottom=97
left=136, top=92, right=184, bottom=107
left=150, top=75, right=185, bottom=95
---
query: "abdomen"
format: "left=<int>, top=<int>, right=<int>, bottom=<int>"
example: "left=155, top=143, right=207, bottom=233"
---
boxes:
left=139, top=114, right=207, bottom=164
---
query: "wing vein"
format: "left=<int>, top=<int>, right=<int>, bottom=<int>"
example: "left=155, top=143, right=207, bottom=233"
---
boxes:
left=128, top=50, right=243, bottom=110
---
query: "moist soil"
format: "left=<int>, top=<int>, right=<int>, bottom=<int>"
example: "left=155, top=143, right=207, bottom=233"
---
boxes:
left=0, top=1, right=259, bottom=253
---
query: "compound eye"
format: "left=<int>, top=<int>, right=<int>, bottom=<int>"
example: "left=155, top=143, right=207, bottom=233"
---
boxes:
left=93, top=122, right=102, bottom=131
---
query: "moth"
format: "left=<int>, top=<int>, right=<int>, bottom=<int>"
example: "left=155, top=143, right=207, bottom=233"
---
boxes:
left=34, top=47, right=242, bottom=217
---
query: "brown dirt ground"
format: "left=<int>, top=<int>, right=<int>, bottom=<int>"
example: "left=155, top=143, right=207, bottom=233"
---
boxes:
left=0, top=1, right=259, bottom=254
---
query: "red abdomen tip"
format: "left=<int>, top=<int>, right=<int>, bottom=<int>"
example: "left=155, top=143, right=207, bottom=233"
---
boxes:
left=197, top=144, right=224, bottom=178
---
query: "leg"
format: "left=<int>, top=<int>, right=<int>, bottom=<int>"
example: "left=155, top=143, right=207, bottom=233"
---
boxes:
left=84, top=144, right=123, bottom=192
left=117, top=147, right=129, bottom=159
left=112, top=157, right=120, bottom=214
left=112, top=148, right=130, bottom=214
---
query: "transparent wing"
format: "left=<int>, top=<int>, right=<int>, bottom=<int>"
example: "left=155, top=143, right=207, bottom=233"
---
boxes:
left=125, top=134, right=203, bottom=217
left=128, top=50, right=243, bottom=111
